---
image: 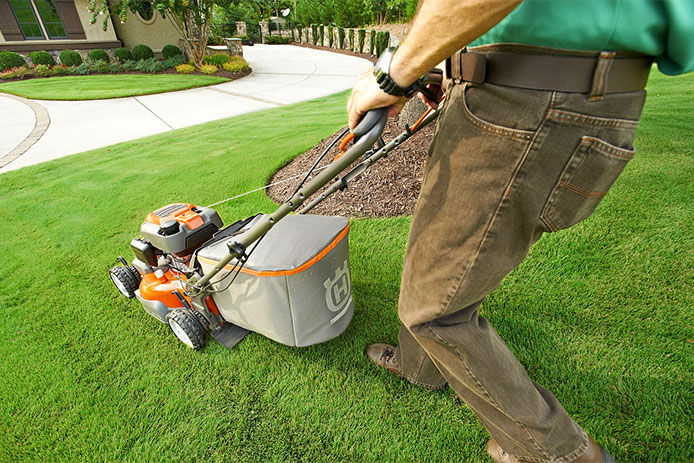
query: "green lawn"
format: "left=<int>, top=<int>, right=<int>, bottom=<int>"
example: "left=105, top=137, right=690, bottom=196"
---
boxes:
left=0, top=72, right=692, bottom=462
left=0, top=74, right=229, bottom=100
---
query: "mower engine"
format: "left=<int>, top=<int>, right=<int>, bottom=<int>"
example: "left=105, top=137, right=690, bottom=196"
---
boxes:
left=109, top=203, right=222, bottom=328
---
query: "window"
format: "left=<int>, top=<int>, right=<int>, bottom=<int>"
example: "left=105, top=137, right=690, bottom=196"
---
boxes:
left=8, top=0, right=44, bottom=39
left=137, top=1, right=153, bottom=21
left=8, top=0, right=68, bottom=40
left=34, top=0, right=67, bottom=38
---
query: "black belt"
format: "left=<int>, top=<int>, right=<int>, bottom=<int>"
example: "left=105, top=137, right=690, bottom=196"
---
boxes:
left=446, top=48, right=652, bottom=99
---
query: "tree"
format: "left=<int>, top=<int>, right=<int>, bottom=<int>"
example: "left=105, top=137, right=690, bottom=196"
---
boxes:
left=89, top=0, right=215, bottom=68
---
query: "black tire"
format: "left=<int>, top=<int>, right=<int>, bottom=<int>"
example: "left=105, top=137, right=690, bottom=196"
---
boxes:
left=109, top=265, right=140, bottom=298
left=167, top=308, right=207, bottom=350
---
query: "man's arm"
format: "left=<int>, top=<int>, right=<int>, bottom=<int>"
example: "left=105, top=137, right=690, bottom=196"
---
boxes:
left=348, top=0, right=521, bottom=129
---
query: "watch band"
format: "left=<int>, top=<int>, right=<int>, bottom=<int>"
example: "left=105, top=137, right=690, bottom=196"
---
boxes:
left=374, top=47, right=415, bottom=97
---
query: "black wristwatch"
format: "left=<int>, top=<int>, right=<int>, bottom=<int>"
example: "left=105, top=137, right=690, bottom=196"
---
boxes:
left=374, top=47, right=429, bottom=98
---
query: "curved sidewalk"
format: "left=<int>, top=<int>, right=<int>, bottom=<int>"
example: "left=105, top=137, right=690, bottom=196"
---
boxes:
left=0, top=45, right=371, bottom=173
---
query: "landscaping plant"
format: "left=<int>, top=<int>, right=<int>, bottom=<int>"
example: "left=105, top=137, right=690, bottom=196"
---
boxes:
left=29, top=51, right=55, bottom=66
left=89, top=49, right=110, bottom=63
left=175, top=63, right=196, bottom=74
left=164, top=55, right=185, bottom=69
left=358, top=29, right=366, bottom=53
left=59, top=49, right=82, bottom=66
left=162, top=44, right=182, bottom=60
left=222, top=57, right=250, bottom=72
left=73, top=63, right=90, bottom=75
left=132, top=44, right=154, bottom=61
left=200, top=64, right=218, bottom=74
left=51, top=65, right=70, bottom=76
left=203, top=52, right=230, bottom=66
left=91, top=0, right=216, bottom=69
left=349, top=29, right=355, bottom=51
left=265, top=36, right=290, bottom=45
left=311, top=24, right=318, bottom=45
left=338, top=27, right=345, bottom=48
left=319, top=24, right=324, bottom=46
left=34, top=64, right=52, bottom=77
left=89, top=60, right=109, bottom=73
left=114, top=47, right=133, bottom=62
left=0, top=51, right=26, bottom=70
left=328, top=25, right=334, bottom=47
left=369, top=29, right=376, bottom=55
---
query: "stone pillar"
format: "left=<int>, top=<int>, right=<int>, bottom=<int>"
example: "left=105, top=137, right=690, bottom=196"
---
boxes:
left=235, top=21, right=247, bottom=37
left=224, top=38, right=243, bottom=56
left=259, top=20, right=269, bottom=43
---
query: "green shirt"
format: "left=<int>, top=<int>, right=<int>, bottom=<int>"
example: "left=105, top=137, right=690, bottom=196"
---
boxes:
left=469, top=0, right=694, bottom=75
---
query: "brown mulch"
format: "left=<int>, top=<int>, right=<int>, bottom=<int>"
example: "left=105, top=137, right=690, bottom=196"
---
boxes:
left=290, top=42, right=376, bottom=63
left=267, top=114, right=434, bottom=218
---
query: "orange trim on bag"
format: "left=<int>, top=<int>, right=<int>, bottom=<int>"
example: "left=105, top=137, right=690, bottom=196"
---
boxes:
left=198, top=223, right=350, bottom=278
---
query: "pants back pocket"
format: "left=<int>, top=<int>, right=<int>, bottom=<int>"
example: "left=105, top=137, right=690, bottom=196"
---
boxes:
left=541, top=136, right=634, bottom=232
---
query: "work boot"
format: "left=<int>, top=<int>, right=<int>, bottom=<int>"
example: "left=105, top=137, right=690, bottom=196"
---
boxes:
left=365, top=343, right=403, bottom=378
left=486, top=437, right=615, bottom=463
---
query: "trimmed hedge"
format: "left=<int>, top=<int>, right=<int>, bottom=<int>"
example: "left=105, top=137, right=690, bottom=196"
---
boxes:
left=162, top=44, right=182, bottom=60
left=89, top=49, right=110, bottom=63
left=358, top=29, right=366, bottom=53
left=265, top=35, right=290, bottom=45
left=369, top=29, right=376, bottom=55
left=29, top=51, right=55, bottom=66
left=0, top=51, right=26, bottom=70
left=132, top=44, right=154, bottom=60
left=338, top=28, right=345, bottom=49
left=114, top=47, right=133, bottom=62
left=59, top=49, right=82, bottom=66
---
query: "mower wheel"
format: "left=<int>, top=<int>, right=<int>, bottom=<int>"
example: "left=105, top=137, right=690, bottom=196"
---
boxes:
left=109, top=265, right=140, bottom=298
left=167, top=308, right=207, bottom=350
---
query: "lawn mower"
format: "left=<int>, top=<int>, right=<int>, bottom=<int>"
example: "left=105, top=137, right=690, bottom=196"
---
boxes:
left=109, top=72, right=443, bottom=351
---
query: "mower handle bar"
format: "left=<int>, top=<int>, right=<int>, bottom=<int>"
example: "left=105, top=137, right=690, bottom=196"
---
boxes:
left=187, top=108, right=388, bottom=293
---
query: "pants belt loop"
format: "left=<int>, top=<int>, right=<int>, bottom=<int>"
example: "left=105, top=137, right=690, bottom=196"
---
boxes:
left=588, top=51, right=616, bottom=101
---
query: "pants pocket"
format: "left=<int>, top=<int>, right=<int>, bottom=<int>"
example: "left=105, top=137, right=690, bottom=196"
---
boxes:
left=541, top=136, right=634, bottom=232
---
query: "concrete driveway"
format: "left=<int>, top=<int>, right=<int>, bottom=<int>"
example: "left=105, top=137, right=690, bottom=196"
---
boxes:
left=0, top=45, right=371, bottom=173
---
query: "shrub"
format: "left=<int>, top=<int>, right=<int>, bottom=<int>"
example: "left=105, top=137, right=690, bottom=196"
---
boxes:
left=203, top=52, right=229, bottom=66
left=107, top=62, right=124, bottom=73
left=73, top=62, right=90, bottom=75
left=311, top=24, right=318, bottom=45
left=132, top=44, right=154, bottom=60
left=59, top=49, right=82, bottom=66
left=90, top=60, right=109, bottom=73
left=175, top=63, right=195, bottom=74
left=291, top=28, right=295, bottom=42
left=369, top=29, right=376, bottom=55
left=348, top=29, right=354, bottom=51
left=113, top=47, right=132, bottom=63
left=199, top=64, right=218, bottom=74
left=51, top=64, right=70, bottom=76
left=164, top=54, right=185, bottom=69
left=29, top=51, right=55, bottom=66
left=162, top=44, right=182, bottom=60
left=208, top=36, right=224, bottom=46
left=265, top=36, right=290, bottom=45
left=328, top=25, right=334, bottom=47
left=222, top=58, right=250, bottom=72
left=338, top=28, right=345, bottom=48
left=121, top=60, right=137, bottom=71
left=319, top=24, right=324, bottom=46
left=34, top=64, right=52, bottom=77
left=0, top=66, right=33, bottom=80
left=135, top=58, right=166, bottom=73
left=0, top=51, right=26, bottom=70
left=298, top=28, right=302, bottom=42
left=89, top=49, right=110, bottom=63
left=358, top=29, right=366, bottom=53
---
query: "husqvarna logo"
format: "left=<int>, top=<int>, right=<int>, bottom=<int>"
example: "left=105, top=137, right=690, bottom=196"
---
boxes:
left=323, top=259, right=352, bottom=325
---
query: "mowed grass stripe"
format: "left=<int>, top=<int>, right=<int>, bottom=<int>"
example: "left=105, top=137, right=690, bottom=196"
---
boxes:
left=0, top=71, right=692, bottom=462
left=0, top=74, right=229, bottom=100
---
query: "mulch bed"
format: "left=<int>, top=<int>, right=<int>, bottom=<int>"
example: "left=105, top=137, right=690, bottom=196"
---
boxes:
left=0, top=67, right=251, bottom=84
left=289, top=42, right=376, bottom=63
left=267, top=114, right=434, bottom=218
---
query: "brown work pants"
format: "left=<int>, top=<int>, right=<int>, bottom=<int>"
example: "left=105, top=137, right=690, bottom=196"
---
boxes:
left=395, top=80, right=646, bottom=462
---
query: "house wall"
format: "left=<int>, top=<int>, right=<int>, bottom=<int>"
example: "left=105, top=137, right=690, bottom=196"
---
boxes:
left=113, top=10, right=183, bottom=54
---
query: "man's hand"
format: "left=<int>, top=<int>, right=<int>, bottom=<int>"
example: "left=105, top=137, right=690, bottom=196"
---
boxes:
left=347, top=69, right=409, bottom=131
